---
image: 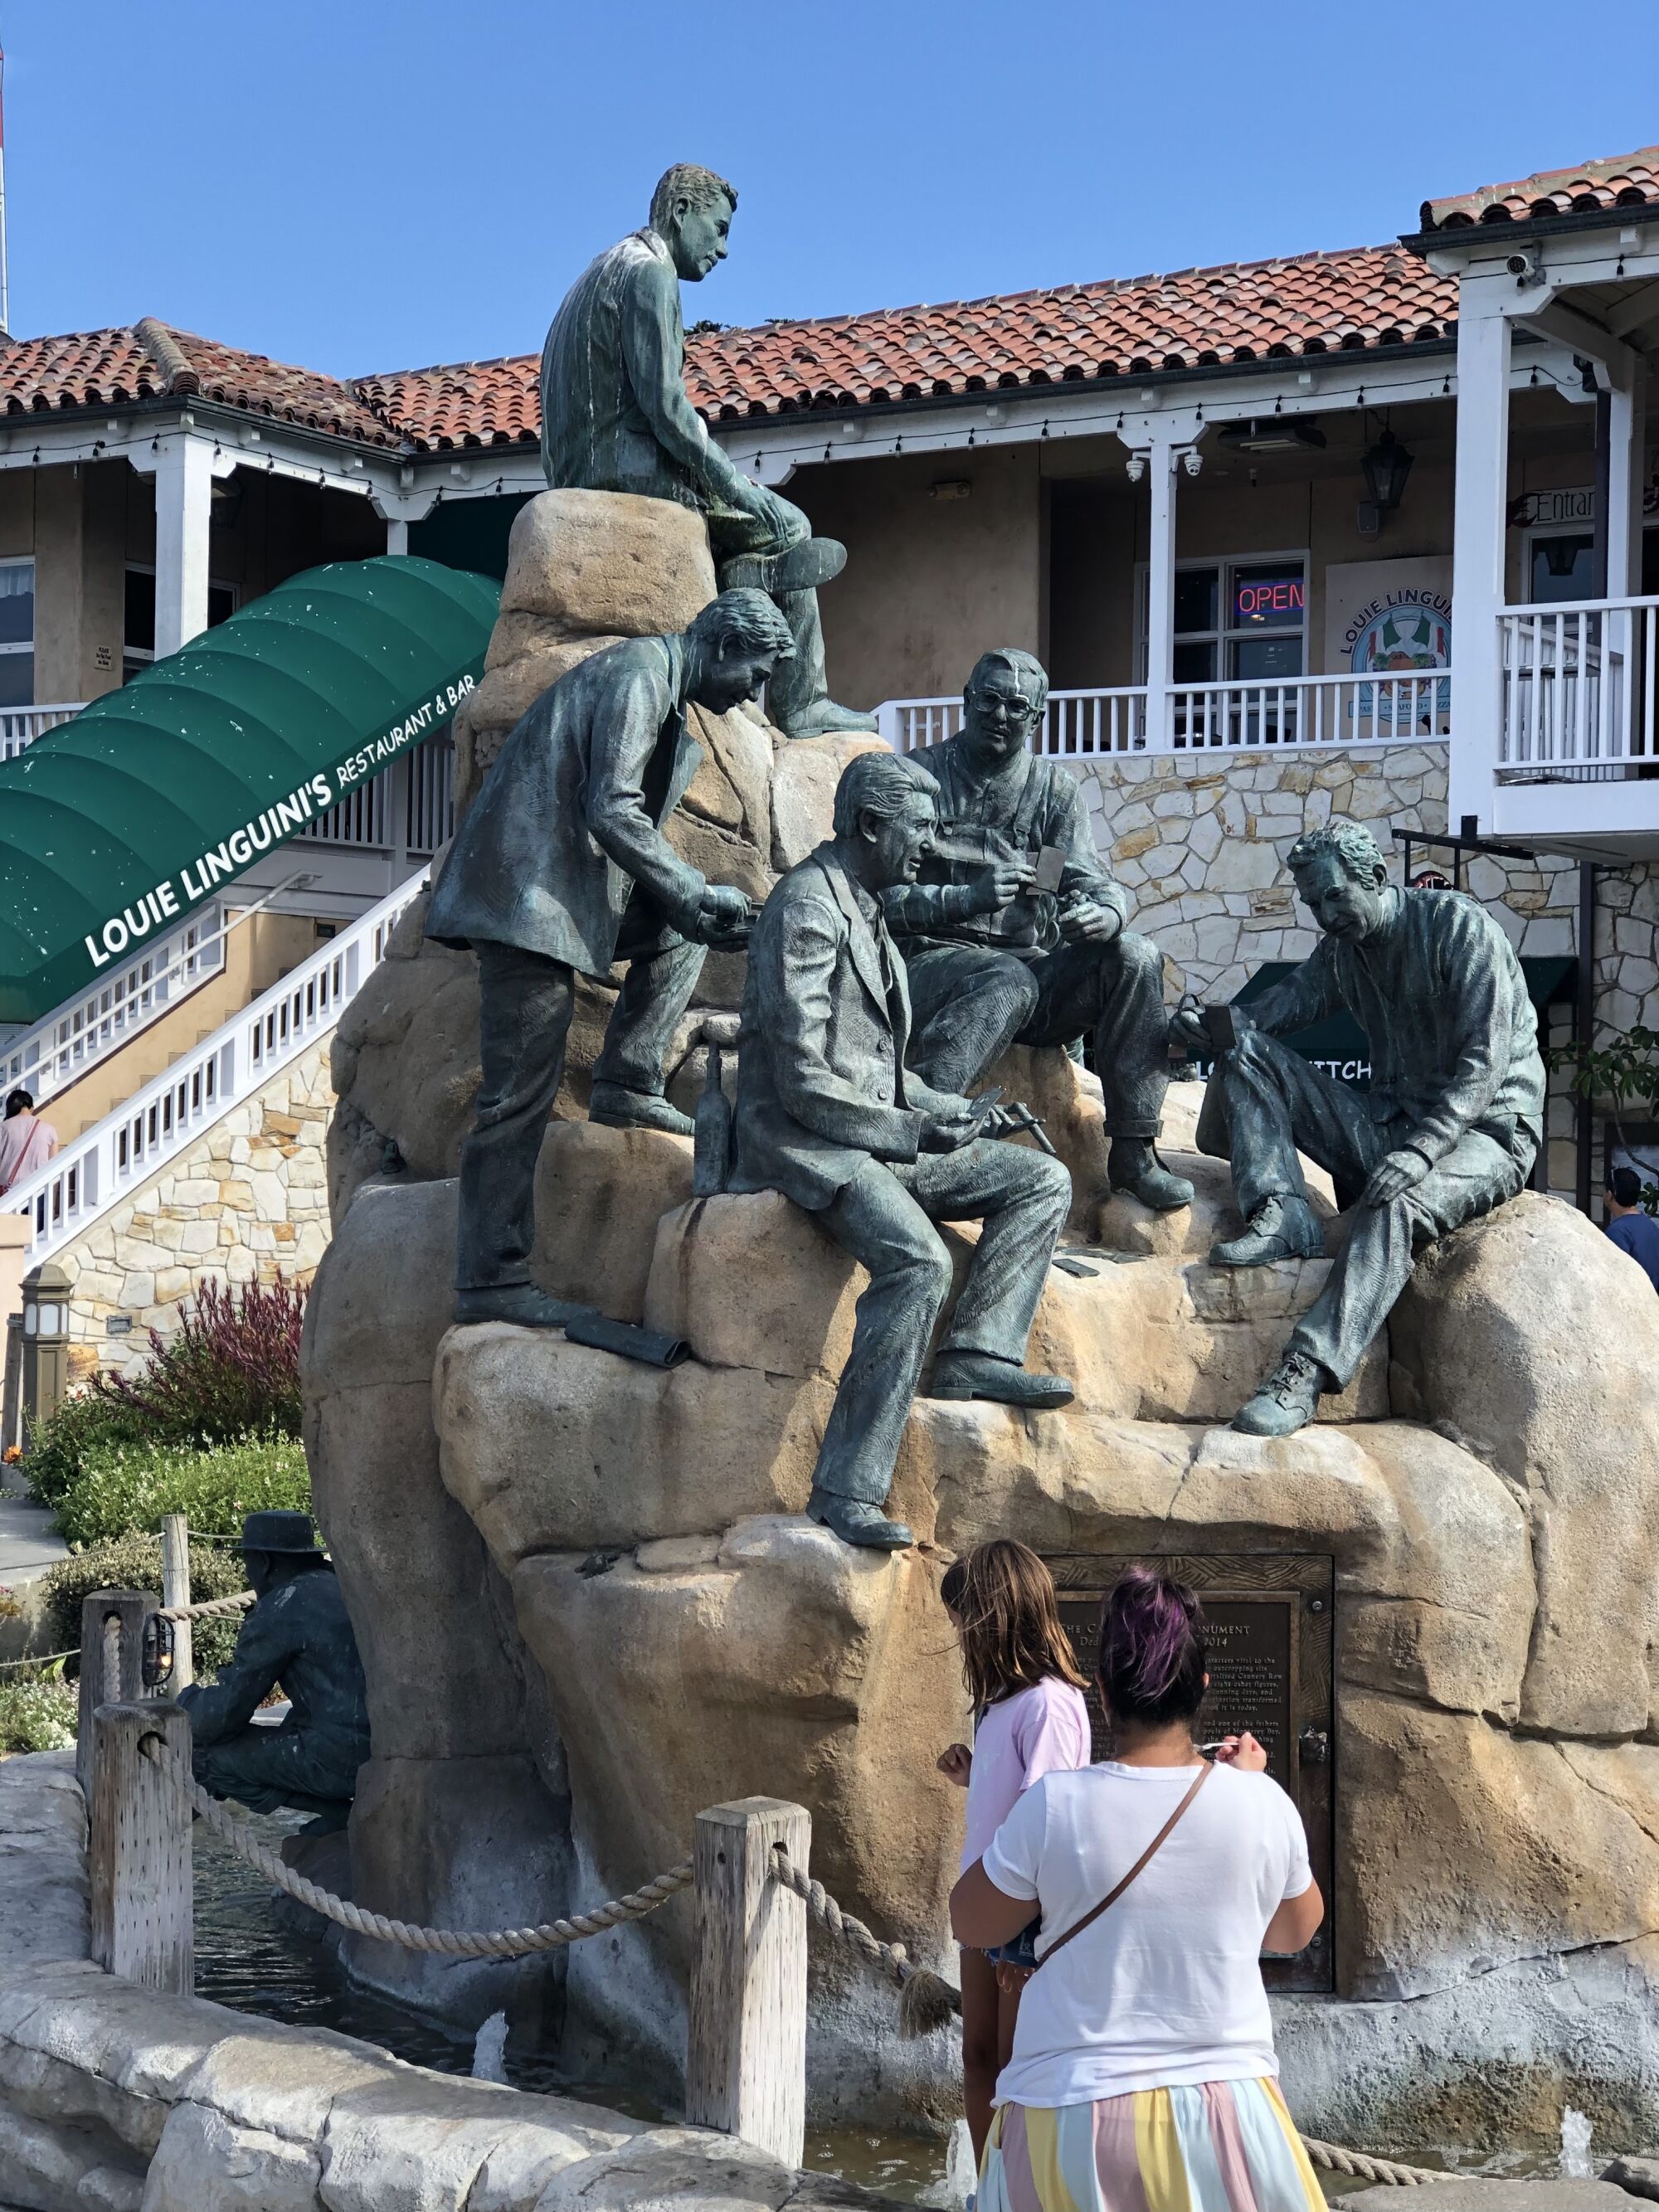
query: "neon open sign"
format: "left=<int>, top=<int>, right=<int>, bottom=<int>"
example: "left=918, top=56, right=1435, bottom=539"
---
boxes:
left=1234, top=577, right=1304, bottom=624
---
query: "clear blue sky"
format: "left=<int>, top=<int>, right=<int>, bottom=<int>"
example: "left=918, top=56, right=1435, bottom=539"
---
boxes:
left=7, top=1, right=1658, bottom=377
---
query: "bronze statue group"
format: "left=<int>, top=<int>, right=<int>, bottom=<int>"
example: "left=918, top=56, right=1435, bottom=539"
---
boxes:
left=428, top=157, right=1545, bottom=1549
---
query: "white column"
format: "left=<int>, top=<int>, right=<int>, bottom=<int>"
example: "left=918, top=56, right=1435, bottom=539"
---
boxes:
left=1142, top=431, right=1178, bottom=751
left=153, top=432, right=214, bottom=656
left=1605, top=354, right=1646, bottom=598
left=1448, top=300, right=1512, bottom=834
left=384, top=517, right=410, bottom=557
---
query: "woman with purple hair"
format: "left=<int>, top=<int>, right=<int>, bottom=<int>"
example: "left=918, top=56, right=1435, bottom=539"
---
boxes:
left=951, top=1567, right=1325, bottom=2212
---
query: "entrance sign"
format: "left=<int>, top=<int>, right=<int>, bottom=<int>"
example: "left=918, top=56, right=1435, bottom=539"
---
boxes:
left=1323, top=557, right=1452, bottom=731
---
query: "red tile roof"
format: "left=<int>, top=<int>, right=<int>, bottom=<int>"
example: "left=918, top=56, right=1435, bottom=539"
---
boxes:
left=0, top=318, right=400, bottom=445
left=360, top=243, right=1457, bottom=449
left=0, top=244, right=1458, bottom=454
left=1420, top=146, right=1659, bottom=233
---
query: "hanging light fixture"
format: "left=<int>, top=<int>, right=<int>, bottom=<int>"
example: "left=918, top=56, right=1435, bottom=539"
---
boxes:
left=1360, top=428, right=1414, bottom=513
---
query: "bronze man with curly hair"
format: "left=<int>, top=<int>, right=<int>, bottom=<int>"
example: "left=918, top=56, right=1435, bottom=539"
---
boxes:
left=1173, top=822, right=1545, bottom=1436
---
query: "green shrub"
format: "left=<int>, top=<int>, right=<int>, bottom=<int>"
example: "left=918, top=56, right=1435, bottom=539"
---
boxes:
left=22, top=1390, right=150, bottom=1510
left=40, top=1525, right=265, bottom=1677
left=0, top=1665, right=78, bottom=1753
left=50, top=1432, right=310, bottom=1552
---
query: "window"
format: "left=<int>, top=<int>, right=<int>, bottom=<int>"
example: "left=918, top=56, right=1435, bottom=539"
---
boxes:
left=0, top=559, right=36, bottom=707
left=1527, top=533, right=1594, bottom=605
left=124, top=566, right=236, bottom=681
left=1160, top=557, right=1307, bottom=687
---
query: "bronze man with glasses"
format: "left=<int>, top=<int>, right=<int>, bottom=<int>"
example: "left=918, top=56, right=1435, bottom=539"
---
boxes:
left=883, top=649, right=1193, bottom=1213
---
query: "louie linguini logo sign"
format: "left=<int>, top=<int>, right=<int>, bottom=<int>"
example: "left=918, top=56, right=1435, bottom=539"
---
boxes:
left=81, top=674, right=476, bottom=972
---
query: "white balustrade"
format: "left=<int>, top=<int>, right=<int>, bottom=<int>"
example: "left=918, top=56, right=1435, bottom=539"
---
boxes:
left=0, top=703, right=86, bottom=761
left=1499, top=597, right=1659, bottom=780
left=878, top=673, right=1449, bottom=760
left=7, top=873, right=426, bottom=1266
left=2, top=909, right=226, bottom=1107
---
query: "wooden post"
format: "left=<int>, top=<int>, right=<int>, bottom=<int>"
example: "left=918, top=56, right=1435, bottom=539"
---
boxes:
left=75, top=1589, right=156, bottom=1797
left=686, top=1796, right=810, bottom=2170
left=88, top=1699, right=193, bottom=1995
left=159, top=1514, right=192, bottom=1689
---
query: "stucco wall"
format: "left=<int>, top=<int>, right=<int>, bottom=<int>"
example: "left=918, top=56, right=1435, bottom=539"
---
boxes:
left=789, top=444, right=1044, bottom=709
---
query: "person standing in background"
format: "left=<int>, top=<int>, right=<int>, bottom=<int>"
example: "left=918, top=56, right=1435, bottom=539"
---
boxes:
left=1605, top=1165, right=1659, bottom=1291
left=0, top=1089, right=56, bottom=1194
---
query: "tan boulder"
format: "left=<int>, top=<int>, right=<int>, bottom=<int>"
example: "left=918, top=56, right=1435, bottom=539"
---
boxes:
left=530, top=1121, right=693, bottom=1323
left=644, top=1189, right=1385, bottom=1423
left=499, top=489, right=717, bottom=638
left=434, top=1326, right=830, bottom=1571
left=770, top=732, right=890, bottom=870
left=1336, top=1692, right=1659, bottom=1999
left=509, top=1519, right=966, bottom=2105
left=1391, top=1194, right=1659, bottom=1738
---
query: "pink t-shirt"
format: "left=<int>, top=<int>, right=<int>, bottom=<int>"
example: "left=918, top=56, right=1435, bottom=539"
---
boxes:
left=961, top=1677, right=1092, bottom=1874
left=0, top=1112, right=57, bottom=1194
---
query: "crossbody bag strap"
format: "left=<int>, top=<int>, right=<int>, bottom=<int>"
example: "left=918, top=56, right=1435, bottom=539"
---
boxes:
left=1034, top=1758, right=1214, bottom=1971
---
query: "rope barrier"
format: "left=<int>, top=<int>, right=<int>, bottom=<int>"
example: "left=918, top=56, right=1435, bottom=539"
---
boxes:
left=138, top=1735, right=690, bottom=1958
left=127, top=1735, right=1445, bottom=2185
left=158, top=1590, right=255, bottom=1624
left=0, top=1645, right=77, bottom=1673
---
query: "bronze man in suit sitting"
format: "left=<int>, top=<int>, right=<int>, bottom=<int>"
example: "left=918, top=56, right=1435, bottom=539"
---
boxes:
left=427, top=589, right=795, bottom=1329
left=732, top=751, right=1074, bottom=1550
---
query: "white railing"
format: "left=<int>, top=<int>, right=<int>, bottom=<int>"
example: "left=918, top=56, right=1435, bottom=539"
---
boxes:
left=6, top=870, right=426, bottom=1267
left=0, top=703, right=85, bottom=760
left=878, top=673, right=1451, bottom=759
left=302, top=736, right=455, bottom=853
left=878, top=688, right=1147, bottom=756
left=2, top=908, right=226, bottom=1106
left=1170, top=671, right=1451, bottom=751
left=1498, top=597, right=1659, bottom=780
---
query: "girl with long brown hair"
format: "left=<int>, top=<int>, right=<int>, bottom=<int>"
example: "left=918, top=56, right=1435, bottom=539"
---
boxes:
left=937, top=1539, right=1091, bottom=2168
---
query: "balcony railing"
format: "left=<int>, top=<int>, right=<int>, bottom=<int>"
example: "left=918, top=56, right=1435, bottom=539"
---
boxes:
left=1499, top=597, right=1659, bottom=782
left=7, top=872, right=426, bottom=1266
left=302, top=733, right=455, bottom=854
left=878, top=673, right=1452, bottom=759
left=0, top=703, right=85, bottom=761
left=2, top=907, right=226, bottom=1107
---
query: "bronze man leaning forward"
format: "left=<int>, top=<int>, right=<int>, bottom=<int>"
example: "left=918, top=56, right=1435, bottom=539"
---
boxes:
left=1175, top=822, right=1545, bottom=1437
left=541, top=161, right=873, bottom=741
left=426, top=590, right=795, bottom=1329
left=732, top=751, right=1074, bottom=1552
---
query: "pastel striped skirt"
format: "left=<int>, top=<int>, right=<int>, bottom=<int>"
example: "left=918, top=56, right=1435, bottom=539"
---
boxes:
left=979, top=2075, right=1325, bottom=2212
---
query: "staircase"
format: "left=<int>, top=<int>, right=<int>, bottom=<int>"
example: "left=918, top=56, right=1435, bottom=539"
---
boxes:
left=7, top=873, right=426, bottom=1269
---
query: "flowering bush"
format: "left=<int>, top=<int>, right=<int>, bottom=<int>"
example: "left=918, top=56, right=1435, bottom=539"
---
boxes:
left=26, top=1277, right=305, bottom=1510
left=0, top=1665, right=77, bottom=1753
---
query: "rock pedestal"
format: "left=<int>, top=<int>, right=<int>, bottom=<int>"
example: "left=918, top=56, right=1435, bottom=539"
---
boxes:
left=308, top=489, right=1659, bottom=2154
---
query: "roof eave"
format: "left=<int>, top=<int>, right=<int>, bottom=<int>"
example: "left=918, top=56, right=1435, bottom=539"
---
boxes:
left=1403, top=202, right=1659, bottom=260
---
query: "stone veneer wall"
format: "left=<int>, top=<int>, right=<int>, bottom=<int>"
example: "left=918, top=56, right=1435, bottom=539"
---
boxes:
left=1069, top=741, right=1659, bottom=1199
left=54, top=1033, right=334, bottom=1381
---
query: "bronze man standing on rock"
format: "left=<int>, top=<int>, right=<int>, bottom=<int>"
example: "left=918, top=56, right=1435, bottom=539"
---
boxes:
left=732, top=751, right=1074, bottom=1551
left=888, top=648, right=1193, bottom=1215
left=542, top=161, right=873, bottom=741
left=1175, top=821, right=1545, bottom=1437
left=427, top=590, right=795, bottom=1329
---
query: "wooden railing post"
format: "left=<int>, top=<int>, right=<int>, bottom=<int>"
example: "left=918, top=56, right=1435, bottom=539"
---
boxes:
left=88, top=1699, right=193, bottom=1995
left=159, top=1514, right=192, bottom=1689
left=685, top=1796, right=810, bottom=2170
left=75, top=1588, right=156, bottom=1796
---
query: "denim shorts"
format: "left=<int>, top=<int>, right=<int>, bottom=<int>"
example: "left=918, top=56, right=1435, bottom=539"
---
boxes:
left=984, top=1916, right=1041, bottom=1971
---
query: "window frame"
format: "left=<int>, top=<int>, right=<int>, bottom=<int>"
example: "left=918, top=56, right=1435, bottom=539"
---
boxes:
left=123, top=562, right=239, bottom=678
left=1136, top=547, right=1312, bottom=685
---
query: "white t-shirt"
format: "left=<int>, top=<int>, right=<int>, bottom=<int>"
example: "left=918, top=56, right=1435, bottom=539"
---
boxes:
left=982, top=1759, right=1313, bottom=2107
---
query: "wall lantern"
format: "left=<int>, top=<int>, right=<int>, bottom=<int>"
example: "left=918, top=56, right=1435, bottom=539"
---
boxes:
left=1361, top=430, right=1414, bottom=513
left=20, top=1259, right=71, bottom=1438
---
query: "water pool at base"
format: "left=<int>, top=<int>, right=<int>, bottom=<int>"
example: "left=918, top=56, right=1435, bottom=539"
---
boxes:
left=192, top=1821, right=1568, bottom=2205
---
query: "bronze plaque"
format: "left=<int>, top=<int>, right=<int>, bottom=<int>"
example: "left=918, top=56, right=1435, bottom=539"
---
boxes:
left=1048, top=1553, right=1334, bottom=1992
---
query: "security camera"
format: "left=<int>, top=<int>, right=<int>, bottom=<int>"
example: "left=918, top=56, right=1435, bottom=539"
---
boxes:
left=1506, top=247, right=1545, bottom=288
left=1182, top=448, right=1204, bottom=479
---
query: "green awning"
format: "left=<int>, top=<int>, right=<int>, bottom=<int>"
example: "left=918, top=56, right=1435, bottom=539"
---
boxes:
left=0, top=555, right=499, bottom=1022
